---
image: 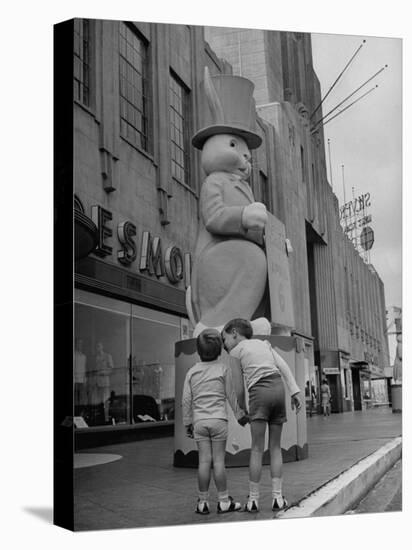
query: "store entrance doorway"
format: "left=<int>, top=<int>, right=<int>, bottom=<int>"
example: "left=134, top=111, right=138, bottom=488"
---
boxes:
left=326, top=374, right=340, bottom=413
left=351, top=368, right=362, bottom=410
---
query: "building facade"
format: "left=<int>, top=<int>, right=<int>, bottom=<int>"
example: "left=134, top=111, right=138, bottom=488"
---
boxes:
left=73, top=20, right=233, bottom=443
left=72, top=20, right=390, bottom=446
left=205, top=27, right=390, bottom=414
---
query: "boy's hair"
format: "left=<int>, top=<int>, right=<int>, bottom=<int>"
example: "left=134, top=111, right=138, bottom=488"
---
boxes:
left=222, top=318, right=253, bottom=339
left=196, top=329, right=222, bottom=361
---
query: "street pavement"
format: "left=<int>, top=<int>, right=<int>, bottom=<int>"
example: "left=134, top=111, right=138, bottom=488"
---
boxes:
left=74, top=406, right=401, bottom=531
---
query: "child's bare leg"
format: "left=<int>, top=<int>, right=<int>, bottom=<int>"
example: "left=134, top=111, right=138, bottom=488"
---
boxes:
left=245, top=420, right=266, bottom=510
left=269, top=422, right=287, bottom=508
left=211, top=440, right=227, bottom=492
left=249, top=420, right=266, bottom=482
left=212, top=439, right=242, bottom=512
left=268, top=423, right=283, bottom=479
left=197, top=440, right=212, bottom=492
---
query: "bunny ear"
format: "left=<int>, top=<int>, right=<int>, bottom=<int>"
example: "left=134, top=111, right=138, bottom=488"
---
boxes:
left=203, top=66, right=224, bottom=124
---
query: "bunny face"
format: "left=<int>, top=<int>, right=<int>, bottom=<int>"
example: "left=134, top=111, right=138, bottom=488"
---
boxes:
left=201, top=134, right=251, bottom=178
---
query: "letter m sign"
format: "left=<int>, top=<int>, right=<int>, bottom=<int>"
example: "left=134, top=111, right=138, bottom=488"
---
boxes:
left=139, top=231, right=165, bottom=277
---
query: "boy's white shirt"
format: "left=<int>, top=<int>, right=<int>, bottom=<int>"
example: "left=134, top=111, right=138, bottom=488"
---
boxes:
left=182, top=360, right=245, bottom=426
left=266, top=341, right=300, bottom=396
left=229, top=338, right=300, bottom=396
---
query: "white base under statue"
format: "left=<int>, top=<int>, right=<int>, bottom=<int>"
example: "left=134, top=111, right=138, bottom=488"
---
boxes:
left=173, top=334, right=308, bottom=467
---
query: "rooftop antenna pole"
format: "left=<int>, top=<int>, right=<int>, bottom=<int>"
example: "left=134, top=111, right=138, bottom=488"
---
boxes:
left=364, top=195, right=370, bottom=263
left=311, top=65, right=387, bottom=133
left=352, top=185, right=360, bottom=253
left=327, top=138, right=334, bottom=189
left=310, top=39, right=366, bottom=121
left=342, top=164, right=347, bottom=231
left=312, top=85, right=378, bottom=133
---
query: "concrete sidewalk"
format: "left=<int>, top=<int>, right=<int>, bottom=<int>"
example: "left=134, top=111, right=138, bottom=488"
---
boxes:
left=74, top=407, right=401, bottom=531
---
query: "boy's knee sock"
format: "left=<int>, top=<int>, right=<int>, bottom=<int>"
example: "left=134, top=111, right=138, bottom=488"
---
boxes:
left=249, top=481, right=260, bottom=501
left=271, top=477, right=282, bottom=499
left=198, top=490, right=209, bottom=503
left=217, top=490, right=229, bottom=503
left=217, top=490, right=232, bottom=511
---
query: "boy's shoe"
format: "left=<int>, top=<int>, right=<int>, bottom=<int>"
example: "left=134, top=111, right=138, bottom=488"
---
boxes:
left=272, top=496, right=288, bottom=511
left=195, top=500, right=210, bottom=514
left=217, top=496, right=242, bottom=514
left=244, top=497, right=259, bottom=513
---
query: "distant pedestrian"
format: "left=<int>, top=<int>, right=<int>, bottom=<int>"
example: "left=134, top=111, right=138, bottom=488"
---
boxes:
left=393, top=333, right=402, bottom=383
left=321, top=379, right=331, bottom=416
left=222, top=318, right=302, bottom=513
left=182, top=329, right=248, bottom=515
left=309, top=384, right=317, bottom=417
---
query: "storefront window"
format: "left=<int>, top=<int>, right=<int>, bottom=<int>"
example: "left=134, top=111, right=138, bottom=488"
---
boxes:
left=312, top=365, right=319, bottom=399
left=75, top=292, right=131, bottom=427
left=304, top=357, right=318, bottom=415
left=370, top=379, right=387, bottom=405
left=131, top=305, right=180, bottom=423
left=304, top=358, right=310, bottom=396
left=340, top=368, right=346, bottom=399
left=361, top=374, right=372, bottom=408
left=362, top=378, right=370, bottom=399
left=344, top=368, right=352, bottom=400
left=74, top=290, right=183, bottom=428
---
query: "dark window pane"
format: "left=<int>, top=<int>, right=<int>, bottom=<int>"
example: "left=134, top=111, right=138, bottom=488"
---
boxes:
left=169, top=72, right=191, bottom=186
left=75, top=302, right=130, bottom=427
left=73, top=19, right=91, bottom=108
left=119, top=23, right=149, bottom=151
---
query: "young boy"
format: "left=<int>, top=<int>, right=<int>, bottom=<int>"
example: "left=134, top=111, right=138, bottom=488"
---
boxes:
left=222, top=318, right=302, bottom=513
left=182, top=328, right=248, bottom=515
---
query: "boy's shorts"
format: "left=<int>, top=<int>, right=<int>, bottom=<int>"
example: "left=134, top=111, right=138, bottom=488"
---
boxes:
left=194, top=419, right=228, bottom=441
left=248, top=373, right=286, bottom=424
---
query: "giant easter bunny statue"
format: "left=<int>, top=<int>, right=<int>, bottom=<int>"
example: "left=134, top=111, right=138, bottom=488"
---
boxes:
left=189, top=69, right=270, bottom=337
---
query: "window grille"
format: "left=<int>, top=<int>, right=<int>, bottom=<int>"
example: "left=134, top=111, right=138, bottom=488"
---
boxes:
left=169, top=72, right=190, bottom=186
left=119, top=23, right=149, bottom=151
left=73, top=19, right=91, bottom=106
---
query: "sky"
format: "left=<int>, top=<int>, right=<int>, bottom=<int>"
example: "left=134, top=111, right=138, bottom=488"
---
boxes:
left=311, top=33, right=402, bottom=310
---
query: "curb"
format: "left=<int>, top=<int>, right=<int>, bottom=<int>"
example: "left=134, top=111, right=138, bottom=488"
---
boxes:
left=276, top=436, right=402, bottom=519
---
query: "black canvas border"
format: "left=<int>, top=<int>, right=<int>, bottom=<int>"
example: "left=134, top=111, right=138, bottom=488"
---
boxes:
left=54, top=19, right=75, bottom=531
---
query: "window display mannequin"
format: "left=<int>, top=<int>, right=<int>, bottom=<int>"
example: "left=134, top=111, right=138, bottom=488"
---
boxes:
left=95, top=341, right=114, bottom=423
left=74, top=338, right=87, bottom=413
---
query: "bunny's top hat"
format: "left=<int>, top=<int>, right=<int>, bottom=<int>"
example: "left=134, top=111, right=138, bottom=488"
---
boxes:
left=192, top=68, right=262, bottom=150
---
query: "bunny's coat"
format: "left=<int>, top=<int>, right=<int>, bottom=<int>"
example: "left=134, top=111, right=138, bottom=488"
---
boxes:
left=191, top=171, right=267, bottom=332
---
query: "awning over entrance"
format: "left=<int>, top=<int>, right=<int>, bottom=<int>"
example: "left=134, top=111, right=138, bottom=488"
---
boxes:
left=349, top=360, right=369, bottom=370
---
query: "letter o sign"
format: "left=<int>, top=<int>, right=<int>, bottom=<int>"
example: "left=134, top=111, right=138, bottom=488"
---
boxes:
left=165, top=246, right=184, bottom=283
